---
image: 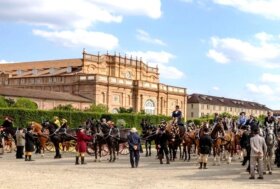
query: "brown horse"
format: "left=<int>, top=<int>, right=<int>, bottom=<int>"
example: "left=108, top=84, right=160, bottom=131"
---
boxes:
left=182, top=130, right=196, bottom=161
left=166, top=121, right=181, bottom=161
left=31, top=122, right=49, bottom=156
left=211, top=121, right=236, bottom=165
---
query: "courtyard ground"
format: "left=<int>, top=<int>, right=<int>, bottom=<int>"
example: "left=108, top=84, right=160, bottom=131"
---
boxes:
left=0, top=151, right=279, bottom=189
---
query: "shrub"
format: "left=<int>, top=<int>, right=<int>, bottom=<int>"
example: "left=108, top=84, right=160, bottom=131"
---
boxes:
left=84, top=104, right=108, bottom=113
left=13, top=98, right=38, bottom=109
left=0, top=96, right=8, bottom=108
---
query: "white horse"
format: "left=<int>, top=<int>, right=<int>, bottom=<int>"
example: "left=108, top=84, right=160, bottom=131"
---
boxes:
left=263, top=123, right=276, bottom=175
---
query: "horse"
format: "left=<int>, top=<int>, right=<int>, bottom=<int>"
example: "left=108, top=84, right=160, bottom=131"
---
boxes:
left=41, top=121, right=76, bottom=158
left=210, top=121, right=225, bottom=166
left=263, top=124, right=276, bottom=174
left=30, top=122, right=49, bottom=156
left=141, top=124, right=157, bottom=157
left=98, top=123, right=119, bottom=162
left=182, top=129, right=196, bottom=161
left=166, top=121, right=181, bottom=161
left=86, top=119, right=108, bottom=162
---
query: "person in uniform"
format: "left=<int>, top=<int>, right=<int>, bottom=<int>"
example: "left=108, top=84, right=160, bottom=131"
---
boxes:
left=75, top=126, right=93, bottom=165
left=240, top=125, right=251, bottom=171
left=237, top=112, right=247, bottom=128
left=264, top=111, right=277, bottom=136
left=25, top=126, right=35, bottom=161
left=172, top=105, right=182, bottom=125
left=60, top=118, right=68, bottom=133
left=15, top=127, right=25, bottom=159
left=127, top=127, right=141, bottom=168
left=53, top=116, right=61, bottom=134
left=156, top=125, right=170, bottom=164
left=198, top=127, right=212, bottom=169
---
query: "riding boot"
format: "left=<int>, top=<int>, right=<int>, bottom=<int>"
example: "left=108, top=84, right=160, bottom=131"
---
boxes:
left=159, top=154, right=163, bottom=164
left=81, top=157, right=87, bottom=165
left=166, top=155, right=170, bottom=164
left=75, top=156, right=79, bottom=165
left=203, top=163, right=207, bottom=169
left=28, top=155, right=34, bottom=161
left=25, top=155, right=28, bottom=161
left=198, top=162, right=202, bottom=169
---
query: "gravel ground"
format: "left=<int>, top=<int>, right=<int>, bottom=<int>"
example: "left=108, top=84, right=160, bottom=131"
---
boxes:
left=0, top=150, right=279, bottom=189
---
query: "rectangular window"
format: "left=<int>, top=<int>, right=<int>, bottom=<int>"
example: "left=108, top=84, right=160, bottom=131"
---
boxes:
left=207, top=105, right=209, bottom=110
left=191, top=104, right=194, bottom=109
left=113, top=95, right=120, bottom=103
left=201, top=104, right=204, bottom=110
left=191, top=112, right=194, bottom=117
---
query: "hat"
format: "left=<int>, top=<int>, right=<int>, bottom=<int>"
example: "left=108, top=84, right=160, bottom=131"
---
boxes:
left=130, top=127, right=137, bottom=133
left=62, top=119, right=67, bottom=123
left=53, top=116, right=59, bottom=120
left=78, top=126, right=83, bottom=130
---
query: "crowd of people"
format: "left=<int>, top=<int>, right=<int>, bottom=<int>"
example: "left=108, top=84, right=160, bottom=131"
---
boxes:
left=0, top=106, right=280, bottom=179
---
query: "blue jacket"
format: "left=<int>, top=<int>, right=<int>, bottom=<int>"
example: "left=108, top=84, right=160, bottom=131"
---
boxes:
left=127, top=132, right=141, bottom=151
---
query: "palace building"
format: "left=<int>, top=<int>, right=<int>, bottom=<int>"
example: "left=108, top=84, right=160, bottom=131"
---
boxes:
left=0, top=50, right=187, bottom=118
left=187, top=93, right=271, bottom=119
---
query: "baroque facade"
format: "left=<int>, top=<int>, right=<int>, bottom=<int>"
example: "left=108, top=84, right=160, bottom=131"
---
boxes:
left=187, top=93, right=270, bottom=119
left=0, top=51, right=187, bottom=118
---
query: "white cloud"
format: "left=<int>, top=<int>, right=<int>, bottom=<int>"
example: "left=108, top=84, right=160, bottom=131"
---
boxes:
left=261, top=73, right=280, bottom=84
left=0, top=60, right=13, bottom=64
left=180, top=0, right=193, bottom=3
left=212, top=86, right=220, bottom=91
left=246, top=83, right=274, bottom=95
left=212, top=0, right=280, bottom=20
left=207, top=49, right=230, bottom=64
left=0, top=0, right=161, bottom=30
left=126, top=51, right=184, bottom=79
left=33, top=29, right=118, bottom=50
left=136, top=29, right=166, bottom=46
left=207, top=33, right=280, bottom=68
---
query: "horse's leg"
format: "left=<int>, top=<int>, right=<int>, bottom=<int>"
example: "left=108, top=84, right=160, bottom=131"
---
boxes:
left=93, top=143, right=97, bottom=162
left=268, top=152, right=272, bottom=174
left=213, top=147, right=216, bottom=166
left=183, top=144, right=186, bottom=161
left=113, top=143, right=116, bottom=162
left=54, top=142, right=61, bottom=158
left=217, top=146, right=221, bottom=166
left=188, top=144, right=191, bottom=161
left=145, top=141, right=148, bottom=157
left=148, top=140, right=152, bottom=156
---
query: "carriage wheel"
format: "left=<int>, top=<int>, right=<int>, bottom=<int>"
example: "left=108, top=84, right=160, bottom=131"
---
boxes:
left=86, top=142, right=95, bottom=156
left=119, top=143, right=129, bottom=155
left=45, top=141, right=55, bottom=152
left=101, top=145, right=109, bottom=157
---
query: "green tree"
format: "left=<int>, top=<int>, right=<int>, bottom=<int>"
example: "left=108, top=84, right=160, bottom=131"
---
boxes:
left=0, top=96, right=8, bottom=107
left=85, top=104, right=108, bottom=113
left=117, top=107, right=133, bottom=113
left=13, top=98, right=38, bottom=109
left=53, top=104, right=78, bottom=111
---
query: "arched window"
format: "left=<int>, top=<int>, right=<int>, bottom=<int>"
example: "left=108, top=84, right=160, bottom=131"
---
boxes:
left=101, top=92, right=106, bottom=104
left=144, top=99, right=155, bottom=115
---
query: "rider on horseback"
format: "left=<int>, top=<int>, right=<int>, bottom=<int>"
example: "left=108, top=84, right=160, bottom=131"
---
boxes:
left=264, top=111, right=277, bottom=137
left=237, top=112, right=247, bottom=129
left=172, top=105, right=182, bottom=125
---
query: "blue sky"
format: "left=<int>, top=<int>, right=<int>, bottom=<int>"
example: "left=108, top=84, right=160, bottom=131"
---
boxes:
left=1, top=0, right=280, bottom=109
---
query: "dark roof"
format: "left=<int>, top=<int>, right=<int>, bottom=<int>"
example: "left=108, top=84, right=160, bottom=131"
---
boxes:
left=188, top=93, right=271, bottom=111
left=0, top=87, right=91, bottom=103
left=0, top=59, right=83, bottom=72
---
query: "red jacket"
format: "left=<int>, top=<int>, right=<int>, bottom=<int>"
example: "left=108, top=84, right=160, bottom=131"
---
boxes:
left=76, top=131, right=93, bottom=153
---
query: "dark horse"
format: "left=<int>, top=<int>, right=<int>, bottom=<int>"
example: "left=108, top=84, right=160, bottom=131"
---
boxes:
left=86, top=119, right=108, bottom=162
left=42, top=121, right=76, bottom=158
left=141, top=123, right=157, bottom=157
